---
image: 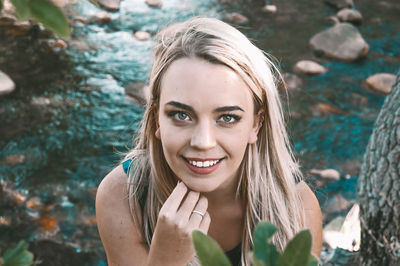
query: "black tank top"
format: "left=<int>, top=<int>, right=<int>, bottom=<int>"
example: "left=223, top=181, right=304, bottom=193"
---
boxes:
left=122, top=159, right=242, bottom=266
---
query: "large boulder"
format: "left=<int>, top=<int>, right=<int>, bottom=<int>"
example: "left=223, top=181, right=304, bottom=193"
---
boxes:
left=309, top=23, right=369, bottom=61
left=365, top=73, right=396, bottom=95
left=0, top=70, right=15, bottom=96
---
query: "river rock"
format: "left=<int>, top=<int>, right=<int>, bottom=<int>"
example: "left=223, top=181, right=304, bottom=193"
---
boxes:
left=309, top=23, right=369, bottom=61
left=365, top=73, right=396, bottom=95
left=349, top=92, right=368, bottom=106
left=134, top=31, right=151, bottom=41
left=324, top=0, right=354, bottom=9
left=98, top=0, right=120, bottom=11
left=327, top=194, right=353, bottom=214
left=294, top=60, right=328, bottom=75
left=0, top=71, right=15, bottom=96
left=309, top=168, right=340, bottom=181
left=281, top=73, right=302, bottom=92
left=73, top=16, right=89, bottom=25
left=125, top=82, right=149, bottom=106
left=145, top=0, right=163, bottom=8
left=336, top=8, right=362, bottom=24
left=224, top=12, right=249, bottom=25
left=91, top=11, right=111, bottom=25
left=310, top=102, right=343, bottom=116
left=263, top=5, right=277, bottom=13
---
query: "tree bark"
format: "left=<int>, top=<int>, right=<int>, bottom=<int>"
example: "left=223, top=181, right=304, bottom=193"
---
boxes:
left=357, top=70, right=400, bottom=266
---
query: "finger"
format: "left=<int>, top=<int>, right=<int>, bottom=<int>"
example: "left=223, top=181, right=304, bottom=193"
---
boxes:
left=161, top=182, right=188, bottom=213
left=176, top=190, right=200, bottom=221
left=188, top=196, right=208, bottom=228
left=198, top=211, right=211, bottom=234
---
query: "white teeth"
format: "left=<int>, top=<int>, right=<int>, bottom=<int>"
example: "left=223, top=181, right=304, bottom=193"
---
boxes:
left=188, top=159, right=220, bottom=168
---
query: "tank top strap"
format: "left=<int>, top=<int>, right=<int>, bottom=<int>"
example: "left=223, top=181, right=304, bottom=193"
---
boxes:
left=122, top=159, right=132, bottom=175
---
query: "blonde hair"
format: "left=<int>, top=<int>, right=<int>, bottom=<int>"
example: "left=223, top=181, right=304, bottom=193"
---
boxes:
left=125, top=16, right=305, bottom=265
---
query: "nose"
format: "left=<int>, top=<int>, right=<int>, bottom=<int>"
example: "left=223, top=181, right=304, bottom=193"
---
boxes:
left=190, top=120, right=216, bottom=150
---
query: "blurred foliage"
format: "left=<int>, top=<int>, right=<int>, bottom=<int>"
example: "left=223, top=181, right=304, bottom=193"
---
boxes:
left=0, top=240, right=34, bottom=266
left=192, top=222, right=319, bottom=266
left=1, top=0, right=70, bottom=37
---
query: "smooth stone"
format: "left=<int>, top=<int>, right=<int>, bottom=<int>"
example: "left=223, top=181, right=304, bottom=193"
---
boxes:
left=68, top=40, right=93, bottom=52
left=125, top=82, right=149, bottom=106
left=325, top=194, right=353, bottom=214
left=4, top=21, right=32, bottom=36
left=324, top=0, right=354, bottom=9
left=263, top=5, right=277, bottom=13
left=73, top=16, right=89, bottom=25
left=310, top=102, right=343, bottom=116
left=337, top=8, right=362, bottom=24
left=145, top=0, right=163, bottom=8
left=0, top=13, right=17, bottom=26
left=98, top=0, right=120, bottom=11
left=294, top=60, right=328, bottom=75
left=224, top=12, right=249, bottom=25
left=91, top=11, right=111, bottom=25
left=281, top=73, right=302, bottom=92
left=309, top=168, right=341, bottom=181
left=365, top=73, right=396, bottom=95
left=309, top=23, right=369, bottom=61
left=349, top=92, right=368, bottom=106
left=0, top=71, right=15, bottom=96
left=134, top=31, right=151, bottom=41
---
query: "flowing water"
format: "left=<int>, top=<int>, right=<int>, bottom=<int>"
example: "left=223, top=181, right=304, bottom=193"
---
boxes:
left=0, top=0, right=399, bottom=263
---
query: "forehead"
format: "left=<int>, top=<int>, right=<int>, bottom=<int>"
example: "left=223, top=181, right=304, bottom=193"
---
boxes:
left=159, top=57, right=254, bottom=110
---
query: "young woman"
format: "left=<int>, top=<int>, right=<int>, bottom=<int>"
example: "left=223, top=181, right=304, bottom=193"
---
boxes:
left=96, top=17, right=322, bottom=266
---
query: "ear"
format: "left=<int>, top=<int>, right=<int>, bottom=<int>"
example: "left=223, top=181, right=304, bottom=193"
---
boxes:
left=155, top=109, right=161, bottom=139
left=248, top=110, right=264, bottom=144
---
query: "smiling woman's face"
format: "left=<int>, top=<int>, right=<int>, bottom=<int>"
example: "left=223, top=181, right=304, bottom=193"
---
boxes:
left=156, top=57, right=260, bottom=193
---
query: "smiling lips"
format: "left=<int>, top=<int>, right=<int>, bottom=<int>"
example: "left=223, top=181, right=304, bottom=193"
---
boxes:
left=183, top=157, right=223, bottom=175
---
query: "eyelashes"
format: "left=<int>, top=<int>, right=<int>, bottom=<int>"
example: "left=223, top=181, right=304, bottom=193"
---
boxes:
left=166, top=111, right=241, bottom=125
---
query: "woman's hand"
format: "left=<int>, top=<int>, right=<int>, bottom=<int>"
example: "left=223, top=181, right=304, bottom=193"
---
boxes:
left=146, top=182, right=211, bottom=266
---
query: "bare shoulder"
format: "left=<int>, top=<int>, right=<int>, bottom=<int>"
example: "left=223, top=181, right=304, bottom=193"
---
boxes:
left=295, top=181, right=322, bottom=258
left=96, top=165, right=148, bottom=265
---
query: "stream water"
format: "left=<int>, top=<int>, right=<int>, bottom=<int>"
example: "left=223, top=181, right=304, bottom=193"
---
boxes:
left=0, top=0, right=399, bottom=264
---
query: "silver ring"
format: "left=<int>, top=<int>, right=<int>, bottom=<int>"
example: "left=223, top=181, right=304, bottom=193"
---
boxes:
left=192, top=210, right=204, bottom=217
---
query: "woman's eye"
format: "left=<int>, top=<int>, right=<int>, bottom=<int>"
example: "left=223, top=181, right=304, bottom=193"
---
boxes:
left=168, top=111, right=191, bottom=121
left=218, top=114, right=240, bottom=124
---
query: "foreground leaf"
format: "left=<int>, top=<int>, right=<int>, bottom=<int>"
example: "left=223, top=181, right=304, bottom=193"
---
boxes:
left=277, top=230, right=312, bottom=266
left=253, top=222, right=280, bottom=266
left=0, top=0, right=3, bottom=11
left=11, top=0, right=30, bottom=19
left=27, top=0, right=70, bottom=37
left=192, top=230, right=232, bottom=266
left=308, top=254, right=319, bottom=266
left=2, top=240, right=34, bottom=266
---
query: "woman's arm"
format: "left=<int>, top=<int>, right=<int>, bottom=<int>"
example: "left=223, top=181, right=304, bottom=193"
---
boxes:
left=96, top=165, right=211, bottom=266
left=96, top=165, right=149, bottom=265
left=296, top=181, right=323, bottom=259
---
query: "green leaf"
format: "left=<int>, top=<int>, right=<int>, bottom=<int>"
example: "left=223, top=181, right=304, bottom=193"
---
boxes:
left=277, top=230, right=312, bottom=266
left=0, top=0, right=3, bottom=12
left=251, top=254, right=267, bottom=266
left=253, top=222, right=280, bottom=266
left=3, top=240, right=34, bottom=266
left=11, top=0, right=30, bottom=19
left=192, top=230, right=232, bottom=266
left=308, top=254, right=319, bottom=266
left=27, top=0, right=70, bottom=37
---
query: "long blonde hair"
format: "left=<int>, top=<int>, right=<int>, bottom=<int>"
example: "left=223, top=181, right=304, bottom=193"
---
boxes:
left=125, top=16, right=305, bottom=265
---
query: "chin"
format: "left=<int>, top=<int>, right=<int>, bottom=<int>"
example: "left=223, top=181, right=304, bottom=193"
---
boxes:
left=180, top=178, right=218, bottom=193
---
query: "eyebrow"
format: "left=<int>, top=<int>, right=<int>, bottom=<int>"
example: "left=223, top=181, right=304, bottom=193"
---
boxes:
left=165, top=101, right=245, bottom=113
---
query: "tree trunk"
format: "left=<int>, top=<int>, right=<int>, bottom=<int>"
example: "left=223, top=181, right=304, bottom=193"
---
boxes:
left=357, top=70, right=400, bottom=266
